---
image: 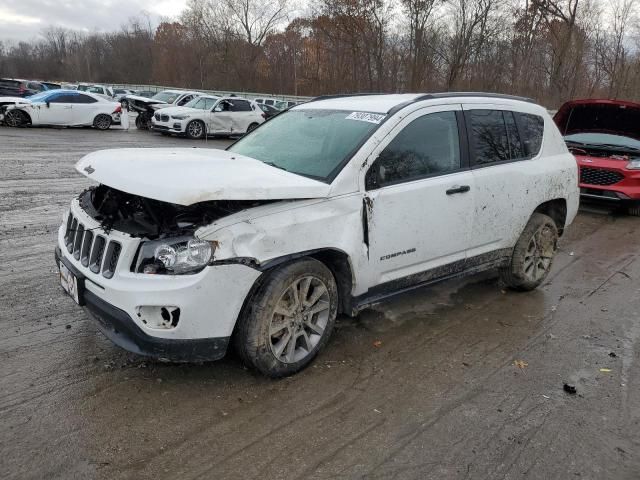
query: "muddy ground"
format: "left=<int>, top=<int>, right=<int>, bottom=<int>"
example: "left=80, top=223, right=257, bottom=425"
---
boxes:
left=1, top=125, right=639, bottom=480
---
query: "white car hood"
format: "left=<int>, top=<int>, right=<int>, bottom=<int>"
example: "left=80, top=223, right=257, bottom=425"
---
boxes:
left=0, top=96, right=31, bottom=104
left=75, top=148, right=331, bottom=205
left=124, top=94, right=167, bottom=105
left=155, top=106, right=201, bottom=116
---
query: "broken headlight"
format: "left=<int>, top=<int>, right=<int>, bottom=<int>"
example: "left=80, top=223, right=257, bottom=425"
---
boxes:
left=135, top=235, right=214, bottom=275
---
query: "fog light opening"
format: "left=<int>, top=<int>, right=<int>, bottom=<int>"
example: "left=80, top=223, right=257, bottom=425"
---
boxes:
left=136, top=306, right=181, bottom=330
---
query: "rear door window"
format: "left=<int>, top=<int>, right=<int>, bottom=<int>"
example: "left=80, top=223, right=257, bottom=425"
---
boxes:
left=230, top=100, right=252, bottom=112
left=74, top=93, right=98, bottom=104
left=467, top=109, right=530, bottom=165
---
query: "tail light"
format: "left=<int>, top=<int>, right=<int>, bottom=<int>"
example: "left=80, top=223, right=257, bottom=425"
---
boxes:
left=113, top=105, right=122, bottom=114
left=261, top=113, right=266, bottom=119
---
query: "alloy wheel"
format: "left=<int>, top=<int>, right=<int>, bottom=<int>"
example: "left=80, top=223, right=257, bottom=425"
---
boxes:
left=188, top=121, right=204, bottom=138
left=523, top=225, right=556, bottom=281
left=269, top=276, right=331, bottom=364
left=4, top=110, right=24, bottom=127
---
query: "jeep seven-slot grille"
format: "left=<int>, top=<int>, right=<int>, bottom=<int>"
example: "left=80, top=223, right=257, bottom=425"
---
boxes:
left=64, top=213, right=121, bottom=279
left=580, top=167, right=624, bottom=186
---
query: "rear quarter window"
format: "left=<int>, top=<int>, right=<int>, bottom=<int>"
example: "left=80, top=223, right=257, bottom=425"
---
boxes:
left=517, top=113, right=544, bottom=158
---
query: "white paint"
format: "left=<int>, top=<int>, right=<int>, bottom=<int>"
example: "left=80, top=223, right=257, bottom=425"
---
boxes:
left=75, top=148, right=331, bottom=204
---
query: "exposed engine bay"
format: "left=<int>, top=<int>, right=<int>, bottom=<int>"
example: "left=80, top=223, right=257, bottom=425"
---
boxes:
left=568, top=146, right=632, bottom=160
left=79, top=184, right=272, bottom=239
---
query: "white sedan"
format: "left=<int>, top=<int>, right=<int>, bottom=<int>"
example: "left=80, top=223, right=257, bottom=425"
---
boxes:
left=1, top=90, right=122, bottom=129
left=151, top=96, right=265, bottom=139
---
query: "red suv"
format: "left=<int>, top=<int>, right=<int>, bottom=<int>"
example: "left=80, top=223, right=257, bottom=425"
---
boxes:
left=554, top=99, right=640, bottom=215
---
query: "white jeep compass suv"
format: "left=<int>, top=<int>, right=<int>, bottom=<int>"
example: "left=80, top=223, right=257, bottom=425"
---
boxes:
left=55, top=93, right=579, bottom=377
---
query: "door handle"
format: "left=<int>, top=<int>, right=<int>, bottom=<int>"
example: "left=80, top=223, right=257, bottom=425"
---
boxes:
left=446, top=185, right=471, bottom=195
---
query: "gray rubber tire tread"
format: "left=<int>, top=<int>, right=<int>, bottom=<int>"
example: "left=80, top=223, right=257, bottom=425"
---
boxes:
left=500, top=213, right=558, bottom=292
left=234, top=258, right=338, bottom=378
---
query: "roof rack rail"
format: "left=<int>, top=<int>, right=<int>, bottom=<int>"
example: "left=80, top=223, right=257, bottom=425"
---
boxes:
left=424, top=92, right=536, bottom=103
left=308, top=93, right=387, bottom=103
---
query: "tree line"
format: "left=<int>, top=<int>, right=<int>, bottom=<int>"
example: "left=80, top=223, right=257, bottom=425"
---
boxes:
left=0, top=0, right=638, bottom=107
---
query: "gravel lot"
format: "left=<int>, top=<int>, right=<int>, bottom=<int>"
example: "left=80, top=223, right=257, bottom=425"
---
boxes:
left=1, top=125, right=639, bottom=480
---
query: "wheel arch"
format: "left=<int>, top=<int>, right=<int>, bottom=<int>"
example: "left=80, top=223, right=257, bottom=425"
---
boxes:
left=534, top=198, right=567, bottom=236
left=9, top=107, right=32, bottom=125
left=232, top=248, right=355, bottom=324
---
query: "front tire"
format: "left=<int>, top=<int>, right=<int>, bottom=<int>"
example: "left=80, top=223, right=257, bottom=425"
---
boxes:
left=4, top=109, right=29, bottom=127
left=234, top=258, right=338, bottom=377
left=186, top=120, right=206, bottom=139
left=93, top=114, right=112, bottom=130
left=500, top=213, right=558, bottom=291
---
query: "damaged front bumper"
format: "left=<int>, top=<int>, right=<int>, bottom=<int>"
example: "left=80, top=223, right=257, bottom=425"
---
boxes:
left=55, top=200, right=262, bottom=362
left=151, top=117, right=187, bottom=134
left=55, top=248, right=233, bottom=361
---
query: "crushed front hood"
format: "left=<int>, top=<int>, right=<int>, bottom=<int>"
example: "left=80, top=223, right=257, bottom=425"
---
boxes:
left=554, top=99, right=640, bottom=140
left=124, top=94, right=167, bottom=105
left=75, top=148, right=331, bottom=205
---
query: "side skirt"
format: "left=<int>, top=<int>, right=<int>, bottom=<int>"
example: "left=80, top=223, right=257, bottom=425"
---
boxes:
left=351, top=249, right=512, bottom=314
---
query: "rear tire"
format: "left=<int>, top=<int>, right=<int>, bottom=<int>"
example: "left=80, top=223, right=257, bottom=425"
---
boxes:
left=500, top=213, right=558, bottom=291
left=246, top=122, right=259, bottom=134
left=4, top=109, right=29, bottom=127
left=93, top=114, right=112, bottom=130
left=186, top=120, right=206, bottom=139
left=234, top=258, right=338, bottom=377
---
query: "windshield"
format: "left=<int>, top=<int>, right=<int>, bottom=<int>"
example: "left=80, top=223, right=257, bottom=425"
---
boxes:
left=87, top=86, right=104, bottom=94
left=228, top=109, right=383, bottom=181
left=184, top=96, right=218, bottom=109
left=27, top=91, right=57, bottom=101
left=564, top=132, right=640, bottom=150
left=152, top=91, right=180, bottom=103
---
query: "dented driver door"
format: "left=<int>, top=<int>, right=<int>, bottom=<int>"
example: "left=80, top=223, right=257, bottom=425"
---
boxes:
left=362, top=105, right=475, bottom=288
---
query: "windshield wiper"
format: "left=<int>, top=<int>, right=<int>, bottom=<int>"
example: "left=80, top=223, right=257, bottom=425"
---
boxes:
left=565, top=140, right=640, bottom=153
left=263, top=161, right=290, bottom=172
left=588, top=143, right=640, bottom=152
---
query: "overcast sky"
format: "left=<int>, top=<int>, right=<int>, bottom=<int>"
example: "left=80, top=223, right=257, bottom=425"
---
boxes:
left=0, top=0, right=188, bottom=42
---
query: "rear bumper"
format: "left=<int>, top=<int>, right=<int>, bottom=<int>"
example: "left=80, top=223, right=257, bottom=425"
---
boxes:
left=55, top=247, right=230, bottom=362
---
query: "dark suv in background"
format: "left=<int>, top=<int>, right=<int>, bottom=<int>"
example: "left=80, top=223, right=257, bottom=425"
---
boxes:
left=0, top=78, right=47, bottom=97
